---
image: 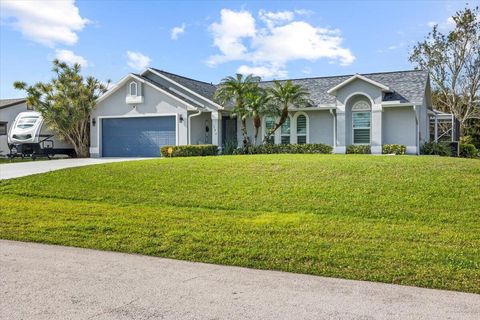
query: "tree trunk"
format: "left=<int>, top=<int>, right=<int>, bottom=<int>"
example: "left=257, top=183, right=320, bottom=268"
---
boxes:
left=262, top=106, right=289, bottom=144
left=241, top=118, right=250, bottom=147
left=253, top=115, right=261, bottom=145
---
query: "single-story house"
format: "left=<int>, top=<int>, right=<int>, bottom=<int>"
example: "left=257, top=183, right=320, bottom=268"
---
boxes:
left=0, top=98, right=29, bottom=155
left=90, top=68, right=433, bottom=157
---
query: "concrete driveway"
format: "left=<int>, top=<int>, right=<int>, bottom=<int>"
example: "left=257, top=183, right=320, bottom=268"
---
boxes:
left=0, top=158, right=148, bottom=179
left=0, top=240, right=478, bottom=320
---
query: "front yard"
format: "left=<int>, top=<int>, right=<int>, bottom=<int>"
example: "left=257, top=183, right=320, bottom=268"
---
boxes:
left=0, top=155, right=478, bottom=293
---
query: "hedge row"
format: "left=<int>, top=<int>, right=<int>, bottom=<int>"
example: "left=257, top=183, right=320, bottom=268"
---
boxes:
left=346, top=145, right=371, bottom=154
left=160, top=145, right=218, bottom=157
left=233, top=143, right=333, bottom=155
left=382, top=144, right=406, bottom=155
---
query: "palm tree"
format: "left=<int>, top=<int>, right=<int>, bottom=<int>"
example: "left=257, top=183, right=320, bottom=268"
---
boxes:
left=214, top=74, right=260, bottom=147
left=263, top=80, right=312, bottom=144
left=244, top=88, right=273, bottom=145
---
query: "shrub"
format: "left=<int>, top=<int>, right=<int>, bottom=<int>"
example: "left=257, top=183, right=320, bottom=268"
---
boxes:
left=459, top=143, right=478, bottom=158
left=346, top=145, right=371, bottom=154
left=382, top=144, right=406, bottom=155
left=234, top=143, right=333, bottom=155
left=222, top=139, right=237, bottom=155
left=420, top=142, right=452, bottom=156
left=160, top=145, right=218, bottom=157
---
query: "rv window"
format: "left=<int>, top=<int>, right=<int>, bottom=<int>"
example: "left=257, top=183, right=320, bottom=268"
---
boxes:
left=0, top=122, right=7, bottom=135
left=17, top=117, right=38, bottom=129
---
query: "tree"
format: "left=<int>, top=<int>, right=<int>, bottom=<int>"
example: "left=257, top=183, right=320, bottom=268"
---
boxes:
left=14, top=60, right=108, bottom=157
left=214, top=74, right=260, bottom=147
left=410, top=6, right=480, bottom=136
left=244, top=88, right=274, bottom=145
left=263, top=80, right=311, bottom=144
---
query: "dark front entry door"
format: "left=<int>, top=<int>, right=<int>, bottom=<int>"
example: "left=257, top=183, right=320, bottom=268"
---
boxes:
left=222, top=117, right=237, bottom=146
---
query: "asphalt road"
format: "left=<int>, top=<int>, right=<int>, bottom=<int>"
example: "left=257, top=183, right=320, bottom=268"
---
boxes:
left=1, top=240, right=478, bottom=320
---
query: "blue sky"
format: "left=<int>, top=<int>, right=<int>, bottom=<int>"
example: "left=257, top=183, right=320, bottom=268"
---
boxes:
left=0, top=0, right=469, bottom=98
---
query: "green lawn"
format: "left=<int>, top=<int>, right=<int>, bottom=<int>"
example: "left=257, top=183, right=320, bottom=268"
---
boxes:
left=0, top=155, right=479, bottom=293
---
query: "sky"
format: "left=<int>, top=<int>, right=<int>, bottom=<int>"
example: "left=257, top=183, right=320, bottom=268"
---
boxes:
left=0, top=0, right=471, bottom=98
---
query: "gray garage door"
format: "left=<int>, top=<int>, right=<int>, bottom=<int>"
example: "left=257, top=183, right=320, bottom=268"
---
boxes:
left=102, top=116, right=176, bottom=157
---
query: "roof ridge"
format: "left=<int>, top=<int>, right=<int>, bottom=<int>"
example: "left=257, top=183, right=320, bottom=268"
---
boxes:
left=150, top=68, right=216, bottom=86
left=258, top=69, right=427, bottom=83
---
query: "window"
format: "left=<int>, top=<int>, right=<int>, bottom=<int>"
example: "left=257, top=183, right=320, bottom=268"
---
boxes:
left=281, top=117, right=291, bottom=144
left=296, top=114, right=307, bottom=144
left=0, top=122, right=7, bottom=135
left=129, top=81, right=138, bottom=96
left=264, top=116, right=275, bottom=144
left=352, top=101, right=371, bottom=144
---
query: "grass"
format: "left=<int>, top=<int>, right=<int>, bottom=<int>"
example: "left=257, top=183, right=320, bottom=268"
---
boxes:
left=0, top=154, right=479, bottom=293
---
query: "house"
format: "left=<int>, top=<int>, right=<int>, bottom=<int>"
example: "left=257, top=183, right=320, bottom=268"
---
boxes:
left=0, top=98, right=28, bottom=155
left=90, top=69, right=432, bottom=157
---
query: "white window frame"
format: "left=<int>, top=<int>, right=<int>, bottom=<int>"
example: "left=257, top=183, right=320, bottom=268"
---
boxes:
left=351, top=101, right=371, bottom=145
left=293, top=112, right=309, bottom=144
left=129, top=81, right=138, bottom=96
left=263, top=115, right=276, bottom=144
left=280, top=115, right=292, bottom=144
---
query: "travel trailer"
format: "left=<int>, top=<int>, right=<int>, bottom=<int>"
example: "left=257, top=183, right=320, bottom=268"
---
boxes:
left=8, top=111, right=75, bottom=159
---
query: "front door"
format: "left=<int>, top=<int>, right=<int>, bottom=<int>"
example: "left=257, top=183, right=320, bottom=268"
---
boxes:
left=222, top=116, right=237, bottom=147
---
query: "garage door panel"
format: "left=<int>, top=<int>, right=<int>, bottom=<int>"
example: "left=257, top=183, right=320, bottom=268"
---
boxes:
left=102, top=116, right=176, bottom=157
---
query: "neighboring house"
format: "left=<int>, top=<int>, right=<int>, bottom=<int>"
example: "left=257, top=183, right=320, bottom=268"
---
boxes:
left=0, top=98, right=29, bottom=155
left=91, top=69, right=433, bottom=157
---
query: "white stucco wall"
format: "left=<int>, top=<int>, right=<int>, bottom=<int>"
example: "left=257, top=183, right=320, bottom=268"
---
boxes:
left=91, top=79, right=190, bottom=157
left=382, top=106, right=416, bottom=147
left=189, top=111, right=212, bottom=144
left=0, top=102, right=29, bottom=155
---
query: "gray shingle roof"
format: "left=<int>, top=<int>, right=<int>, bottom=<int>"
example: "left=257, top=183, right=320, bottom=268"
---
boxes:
left=147, top=69, right=429, bottom=107
left=150, top=68, right=217, bottom=101
left=0, top=98, right=26, bottom=109
left=259, top=70, right=429, bottom=106
left=134, top=74, right=205, bottom=108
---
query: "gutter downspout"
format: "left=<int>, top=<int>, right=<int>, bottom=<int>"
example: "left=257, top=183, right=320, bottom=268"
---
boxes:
left=188, top=110, right=203, bottom=145
left=413, top=105, right=419, bottom=155
left=329, top=108, right=336, bottom=150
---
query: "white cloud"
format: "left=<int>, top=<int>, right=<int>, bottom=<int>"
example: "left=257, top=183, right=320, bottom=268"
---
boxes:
left=171, top=23, right=186, bottom=40
left=126, top=51, right=151, bottom=71
left=207, top=9, right=355, bottom=79
left=237, top=64, right=287, bottom=78
left=0, top=0, right=89, bottom=47
left=207, top=9, right=256, bottom=66
left=55, top=49, right=88, bottom=67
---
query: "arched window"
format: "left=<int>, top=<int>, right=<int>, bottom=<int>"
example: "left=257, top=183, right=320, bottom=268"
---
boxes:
left=352, top=100, right=371, bottom=144
left=281, top=116, right=291, bottom=144
left=129, top=81, right=138, bottom=96
left=296, top=114, right=308, bottom=144
left=264, top=116, right=275, bottom=144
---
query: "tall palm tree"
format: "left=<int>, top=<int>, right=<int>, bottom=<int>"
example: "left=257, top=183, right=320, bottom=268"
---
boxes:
left=244, top=89, right=273, bottom=145
left=214, top=74, right=260, bottom=147
left=263, top=80, right=312, bottom=144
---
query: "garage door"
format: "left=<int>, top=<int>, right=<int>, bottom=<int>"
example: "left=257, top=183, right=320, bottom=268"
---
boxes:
left=102, top=116, right=176, bottom=157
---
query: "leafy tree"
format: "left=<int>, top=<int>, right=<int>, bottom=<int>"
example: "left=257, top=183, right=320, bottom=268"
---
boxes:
left=214, top=74, right=260, bottom=147
left=410, top=6, right=480, bottom=136
left=263, top=80, right=311, bottom=144
left=14, top=60, right=108, bottom=157
left=244, top=88, right=274, bottom=145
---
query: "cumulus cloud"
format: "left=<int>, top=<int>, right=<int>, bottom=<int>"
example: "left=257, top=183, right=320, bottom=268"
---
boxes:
left=207, top=9, right=256, bottom=66
left=171, top=23, right=186, bottom=40
left=55, top=49, right=88, bottom=67
left=207, top=9, right=355, bottom=79
left=0, top=0, right=89, bottom=47
left=126, top=51, right=151, bottom=71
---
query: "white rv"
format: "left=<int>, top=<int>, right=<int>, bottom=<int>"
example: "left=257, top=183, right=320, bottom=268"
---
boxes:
left=8, top=111, right=75, bottom=159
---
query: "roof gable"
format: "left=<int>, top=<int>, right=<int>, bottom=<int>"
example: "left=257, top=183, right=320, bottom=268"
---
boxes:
left=327, top=74, right=391, bottom=95
left=0, top=98, right=26, bottom=109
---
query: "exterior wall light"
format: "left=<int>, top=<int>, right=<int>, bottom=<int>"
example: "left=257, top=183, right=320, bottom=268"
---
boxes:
left=179, top=115, right=184, bottom=123
left=92, top=118, right=96, bottom=126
